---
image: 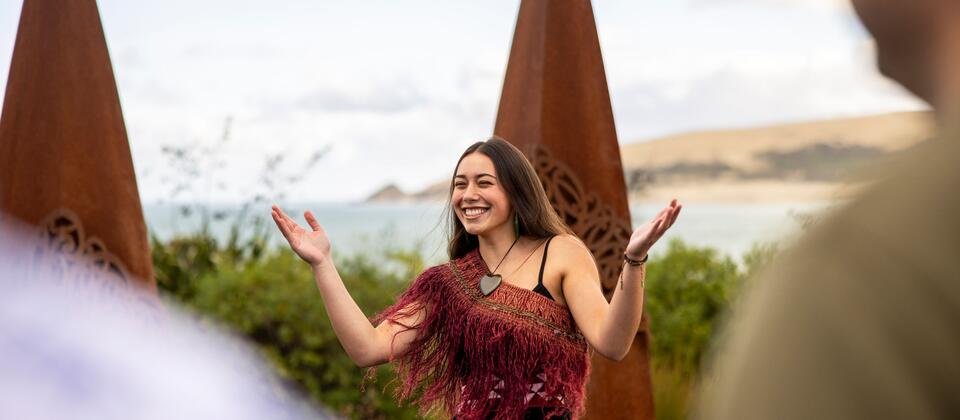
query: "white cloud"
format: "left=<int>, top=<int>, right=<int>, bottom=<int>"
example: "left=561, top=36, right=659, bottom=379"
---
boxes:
left=612, top=64, right=925, bottom=142
left=0, top=0, right=924, bottom=203
left=294, top=82, right=427, bottom=114
left=689, top=0, right=852, bottom=13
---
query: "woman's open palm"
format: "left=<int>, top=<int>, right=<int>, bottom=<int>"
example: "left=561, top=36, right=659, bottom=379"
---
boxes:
left=271, top=205, right=331, bottom=267
left=625, top=199, right=682, bottom=259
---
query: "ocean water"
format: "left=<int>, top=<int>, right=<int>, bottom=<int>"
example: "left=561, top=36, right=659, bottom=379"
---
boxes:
left=144, top=201, right=834, bottom=265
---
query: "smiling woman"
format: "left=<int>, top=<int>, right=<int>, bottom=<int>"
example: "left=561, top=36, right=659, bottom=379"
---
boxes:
left=270, top=137, right=681, bottom=419
left=446, top=138, right=576, bottom=262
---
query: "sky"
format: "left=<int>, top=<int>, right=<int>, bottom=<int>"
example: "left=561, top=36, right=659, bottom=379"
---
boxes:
left=0, top=0, right=927, bottom=204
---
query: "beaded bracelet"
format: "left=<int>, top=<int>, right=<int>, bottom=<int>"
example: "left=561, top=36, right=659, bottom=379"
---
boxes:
left=620, top=253, right=648, bottom=289
left=623, top=252, right=649, bottom=266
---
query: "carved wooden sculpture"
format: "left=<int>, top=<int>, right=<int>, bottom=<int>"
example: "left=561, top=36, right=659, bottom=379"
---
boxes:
left=494, top=1, right=655, bottom=418
left=0, top=0, right=155, bottom=291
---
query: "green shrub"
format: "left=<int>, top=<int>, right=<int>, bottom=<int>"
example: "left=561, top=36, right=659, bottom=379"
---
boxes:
left=643, top=239, right=779, bottom=420
left=645, top=239, right=742, bottom=377
left=152, top=227, right=778, bottom=419
left=152, top=227, right=423, bottom=419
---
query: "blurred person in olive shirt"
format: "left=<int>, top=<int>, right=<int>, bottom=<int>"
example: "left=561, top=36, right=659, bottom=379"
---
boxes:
left=695, top=1, right=960, bottom=419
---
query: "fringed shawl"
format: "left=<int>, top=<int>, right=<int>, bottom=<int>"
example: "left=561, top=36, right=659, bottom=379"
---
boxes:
left=364, top=248, right=590, bottom=420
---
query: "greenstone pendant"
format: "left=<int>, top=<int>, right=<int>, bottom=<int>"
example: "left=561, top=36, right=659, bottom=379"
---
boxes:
left=479, top=273, right=502, bottom=296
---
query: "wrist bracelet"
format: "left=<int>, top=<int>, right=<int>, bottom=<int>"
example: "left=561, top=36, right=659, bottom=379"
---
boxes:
left=623, top=252, right=648, bottom=266
left=619, top=258, right=647, bottom=290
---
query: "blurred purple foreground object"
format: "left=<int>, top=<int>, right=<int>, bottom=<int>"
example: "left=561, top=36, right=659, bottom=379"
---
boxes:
left=0, top=218, right=333, bottom=420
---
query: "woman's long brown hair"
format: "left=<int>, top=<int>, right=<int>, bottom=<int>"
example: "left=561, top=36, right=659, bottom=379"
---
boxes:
left=444, top=137, right=575, bottom=259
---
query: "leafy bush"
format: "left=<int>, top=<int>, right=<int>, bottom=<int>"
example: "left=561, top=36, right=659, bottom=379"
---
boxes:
left=645, top=239, right=741, bottom=376
left=152, top=226, right=423, bottom=419
left=152, top=226, right=779, bottom=419
left=643, top=239, right=779, bottom=420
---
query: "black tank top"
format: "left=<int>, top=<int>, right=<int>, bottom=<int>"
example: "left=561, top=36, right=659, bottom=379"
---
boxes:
left=531, top=236, right=556, bottom=301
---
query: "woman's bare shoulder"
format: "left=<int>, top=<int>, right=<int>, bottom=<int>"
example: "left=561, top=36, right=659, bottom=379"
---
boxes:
left=548, top=234, right=600, bottom=289
left=550, top=234, right=594, bottom=262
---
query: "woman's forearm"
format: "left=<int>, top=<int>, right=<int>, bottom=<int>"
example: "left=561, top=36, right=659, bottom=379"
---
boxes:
left=310, top=258, right=383, bottom=366
left=597, top=263, right=646, bottom=360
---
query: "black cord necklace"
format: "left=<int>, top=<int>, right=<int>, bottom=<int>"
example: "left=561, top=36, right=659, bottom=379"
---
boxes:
left=479, top=236, right=520, bottom=296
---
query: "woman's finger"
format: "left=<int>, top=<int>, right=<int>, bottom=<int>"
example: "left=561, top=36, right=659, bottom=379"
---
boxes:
left=666, top=204, right=682, bottom=229
left=285, top=215, right=298, bottom=234
left=640, top=219, right=663, bottom=250
left=270, top=209, right=279, bottom=228
left=278, top=206, right=295, bottom=226
left=279, top=207, right=301, bottom=233
left=273, top=207, right=291, bottom=230
left=272, top=209, right=292, bottom=236
left=644, top=210, right=667, bottom=233
left=304, top=211, right=322, bottom=232
left=652, top=218, right=665, bottom=238
left=272, top=205, right=291, bottom=227
left=658, top=207, right=680, bottom=238
left=271, top=210, right=295, bottom=243
left=274, top=205, right=293, bottom=224
left=272, top=204, right=290, bottom=222
left=639, top=218, right=660, bottom=239
left=271, top=208, right=284, bottom=230
left=655, top=206, right=669, bottom=222
left=662, top=204, right=680, bottom=231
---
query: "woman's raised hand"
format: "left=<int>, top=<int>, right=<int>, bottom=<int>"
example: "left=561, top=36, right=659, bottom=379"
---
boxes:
left=625, top=199, right=682, bottom=260
left=271, top=205, right=332, bottom=267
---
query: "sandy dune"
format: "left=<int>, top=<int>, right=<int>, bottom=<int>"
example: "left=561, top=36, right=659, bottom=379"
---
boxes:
left=620, top=111, right=935, bottom=172
left=368, top=112, right=936, bottom=204
left=621, top=111, right=935, bottom=203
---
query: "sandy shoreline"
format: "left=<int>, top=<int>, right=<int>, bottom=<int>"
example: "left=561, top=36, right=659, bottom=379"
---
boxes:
left=629, top=180, right=867, bottom=204
left=367, top=180, right=861, bottom=205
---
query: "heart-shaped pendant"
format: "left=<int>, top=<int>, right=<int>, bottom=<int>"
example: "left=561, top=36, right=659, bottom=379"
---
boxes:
left=479, top=273, right=502, bottom=296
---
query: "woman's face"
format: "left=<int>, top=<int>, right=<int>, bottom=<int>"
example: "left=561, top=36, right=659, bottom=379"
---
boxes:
left=452, top=152, right=512, bottom=236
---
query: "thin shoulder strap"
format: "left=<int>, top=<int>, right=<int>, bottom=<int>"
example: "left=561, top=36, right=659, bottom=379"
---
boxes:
left=537, top=236, right=556, bottom=286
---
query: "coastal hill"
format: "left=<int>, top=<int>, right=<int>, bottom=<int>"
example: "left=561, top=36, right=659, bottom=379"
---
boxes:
left=620, top=111, right=935, bottom=202
left=366, top=111, right=935, bottom=203
left=366, top=180, right=450, bottom=203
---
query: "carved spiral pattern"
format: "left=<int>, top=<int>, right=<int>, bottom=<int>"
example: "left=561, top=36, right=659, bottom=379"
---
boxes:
left=526, top=145, right=632, bottom=294
left=33, top=208, right=131, bottom=293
